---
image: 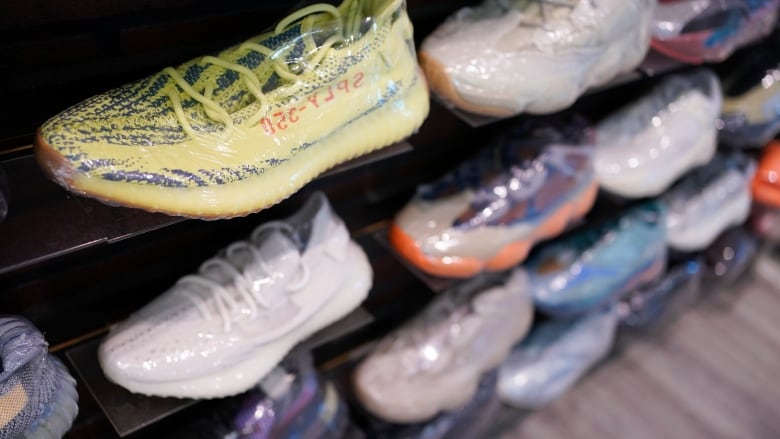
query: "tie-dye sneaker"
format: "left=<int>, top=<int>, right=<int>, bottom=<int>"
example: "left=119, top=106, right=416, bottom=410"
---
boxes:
left=719, top=48, right=780, bottom=148
left=651, top=0, right=780, bottom=64
left=419, top=0, right=655, bottom=117
left=390, top=117, right=597, bottom=278
left=527, top=201, right=668, bottom=317
left=353, top=270, right=532, bottom=423
left=35, top=0, right=428, bottom=219
left=662, top=152, right=755, bottom=252
left=0, top=315, right=78, bottom=439
left=594, top=69, right=722, bottom=199
left=497, top=305, right=619, bottom=409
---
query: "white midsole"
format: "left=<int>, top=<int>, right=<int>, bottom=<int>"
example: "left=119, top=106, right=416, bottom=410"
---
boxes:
left=667, top=189, right=752, bottom=252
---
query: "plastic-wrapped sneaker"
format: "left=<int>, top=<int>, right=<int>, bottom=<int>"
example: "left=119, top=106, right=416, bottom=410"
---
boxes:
left=419, top=0, right=655, bottom=117
left=353, top=269, right=533, bottom=423
left=752, top=140, right=780, bottom=208
left=0, top=315, right=79, bottom=439
left=527, top=201, right=668, bottom=317
left=99, top=192, right=372, bottom=398
left=662, top=152, right=756, bottom=252
left=230, top=352, right=349, bottom=439
left=497, top=305, right=619, bottom=409
left=651, top=0, right=780, bottom=64
left=390, top=117, right=597, bottom=278
left=34, top=0, right=429, bottom=219
left=595, top=69, right=722, bottom=199
left=719, top=48, right=780, bottom=147
left=361, top=370, right=500, bottom=439
left=702, top=226, right=758, bottom=285
left=619, top=258, right=702, bottom=331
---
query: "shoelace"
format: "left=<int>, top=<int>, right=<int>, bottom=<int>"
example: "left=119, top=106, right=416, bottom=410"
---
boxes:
left=179, top=222, right=310, bottom=332
left=164, top=3, right=362, bottom=139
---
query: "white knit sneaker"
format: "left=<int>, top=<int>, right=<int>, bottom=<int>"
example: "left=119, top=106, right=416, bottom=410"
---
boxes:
left=99, top=193, right=372, bottom=398
left=419, top=0, right=656, bottom=117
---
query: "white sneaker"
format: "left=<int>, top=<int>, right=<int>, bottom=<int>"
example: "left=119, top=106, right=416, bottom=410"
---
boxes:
left=419, top=0, right=656, bottom=117
left=98, top=193, right=372, bottom=399
left=353, top=269, right=532, bottom=423
left=663, top=153, right=756, bottom=252
left=594, top=69, right=722, bottom=199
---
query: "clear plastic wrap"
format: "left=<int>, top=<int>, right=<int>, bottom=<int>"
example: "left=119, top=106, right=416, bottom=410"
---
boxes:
left=752, top=140, right=780, bottom=208
left=719, top=48, right=780, bottom=148
left=662, top=152, right=756, bottom=252
left=98, top=193, right=372, bottom=399
left=390, top=115, right=596, bottom=279
left=497, top=305, right=619, bottom=409
left=419, top=0, right=656, bottom=117
left=0, top=315, right=79, bottom=439
left=652, top=0, right=780, bottom=64
left=619, top=258, right=702, bottom=330
left=527, top=201, right=668, bottom=317
left=34, top=0, right=429, bottom=219
left=702, top=226, right=758, bottom=284
left=595, top=69, right=722, bottom=198
left=353, top=270, right=532, bottom=424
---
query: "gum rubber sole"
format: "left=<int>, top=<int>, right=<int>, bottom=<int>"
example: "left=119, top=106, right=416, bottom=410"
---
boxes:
left=419, top=51, right=515, bottom=118
left=34, top=72, right=429, bottom=219
left=390, top=179, right=599, bottom=278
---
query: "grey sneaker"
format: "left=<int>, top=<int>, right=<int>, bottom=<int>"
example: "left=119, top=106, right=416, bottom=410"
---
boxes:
left=0, top=315, right=79, bottom=439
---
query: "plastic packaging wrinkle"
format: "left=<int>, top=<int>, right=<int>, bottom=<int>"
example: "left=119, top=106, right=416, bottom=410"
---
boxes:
left=419, top=0, right=656, bottom=116
left=527, top=201, right=668, bottom=318
left=595, top=69, right=722, bottom=198
left=353, top=270, right=533, bottom=423
left=497, top=305, right=619, bottom=409
left=34, top=0, right=429, bottom=219
left=651, top=0, right=780, bottom=64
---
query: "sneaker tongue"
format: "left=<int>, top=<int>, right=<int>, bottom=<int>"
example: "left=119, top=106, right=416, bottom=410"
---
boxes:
left=252, top=231, right=302, bottom=281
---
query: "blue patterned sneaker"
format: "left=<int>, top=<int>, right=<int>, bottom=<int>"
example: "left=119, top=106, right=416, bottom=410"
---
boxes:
left=0, top=315, right=78, bottom=439
left=497, top=305, right=619, bottom=409
left=527, top=201, right=668, bottom=317
left=391, top=116, right=597, bottom=278
left=619, top=258, right=702, bottom=330
left=34, top=0, right=428, bottom=219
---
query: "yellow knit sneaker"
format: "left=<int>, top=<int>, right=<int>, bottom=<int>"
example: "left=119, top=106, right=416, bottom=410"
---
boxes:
left=35, top=0, right=429, bottom=218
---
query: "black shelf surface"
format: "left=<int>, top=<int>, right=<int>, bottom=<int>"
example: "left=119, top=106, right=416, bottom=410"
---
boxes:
left=0, top=141, right=413, bottom=277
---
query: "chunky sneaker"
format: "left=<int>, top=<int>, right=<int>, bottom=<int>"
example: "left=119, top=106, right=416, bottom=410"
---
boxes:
left=353, top=269, right=532, bottom=423
left=651, top=0, right=780, bottom=64
left=99, top=193, right=372, bottom=398
left=527, top=201, right=668, bottom=317
left=391, top=118, right=597, bottom=278
left=0, top=315, right=78, bottom=439
left=702, top=226, right=758, bottom=285
left=662, top=152, right=755, bottom=252
left=719, top=48, right=780, bottom=147
left=419, top=0, right=655, bottom=117
left=595, top=69, right=722, bottom=198
left=362, top=370, right=499, bottom=439
left=497, top=305, right=618, bottom=409
left=34, top=0, right=429, bottom=219
left=752, top=140, right=780, bottom=208
left=230, top=353, right=348, bottom=439
left=619, top=258, right=701, bottom=330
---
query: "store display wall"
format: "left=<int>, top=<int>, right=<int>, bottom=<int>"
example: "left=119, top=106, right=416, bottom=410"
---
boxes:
left=1, top=0, right=779, bottom=438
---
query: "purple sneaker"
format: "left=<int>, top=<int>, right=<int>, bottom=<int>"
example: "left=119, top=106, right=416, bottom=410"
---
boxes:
left=0, top=315, right=78, bottom=439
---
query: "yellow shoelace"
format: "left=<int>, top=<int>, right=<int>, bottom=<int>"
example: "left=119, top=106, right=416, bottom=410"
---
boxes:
left=165, top=2, right=365, bottom=138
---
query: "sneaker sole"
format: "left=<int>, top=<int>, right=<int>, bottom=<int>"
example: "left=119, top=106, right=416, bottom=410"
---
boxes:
left=668, top=186, right=752, bottom=252
left=389, top=179, right=599, bottom=278
left=34, top=71, right=429, bottom=219
left=99, top=242, right=372, bottom=398
left=22, top=357, right=79, bottom=439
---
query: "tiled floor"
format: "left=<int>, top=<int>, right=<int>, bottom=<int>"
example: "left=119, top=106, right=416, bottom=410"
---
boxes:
left=498, top=253, right=780, bottom=439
